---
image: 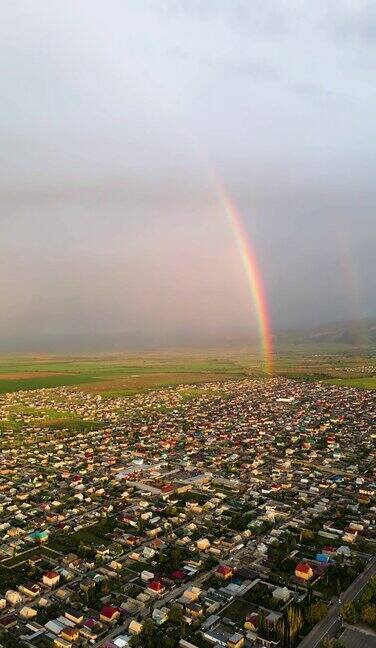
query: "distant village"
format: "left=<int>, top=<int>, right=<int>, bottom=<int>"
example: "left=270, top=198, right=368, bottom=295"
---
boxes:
left=0, top=378, right=375, bottom=648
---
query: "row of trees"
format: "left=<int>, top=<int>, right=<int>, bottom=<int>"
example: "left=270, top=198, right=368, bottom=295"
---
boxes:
left=320, top=639, right=346, bottom=648
left=341, top=574, right=376, bottom=628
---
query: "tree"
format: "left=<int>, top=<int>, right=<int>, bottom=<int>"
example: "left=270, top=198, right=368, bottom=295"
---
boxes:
left=341, top=602, right=358, bottom=625
left=132, top=619, right=158, bottom=648
left=204, top=555, right=219, bottom=570
left=168, top=606, right=184, bottom=626
left=137, top=516, right=145, bottom=534
left=361, top=604, right=376, bottom=627
left=101, top=579, right=111, bottom=596
left=320, top=639, right=346, bottom=648
left=285, top=606, right=303, bottom=647
left=128, top=635, right=141, bottom=648
left=170, top=547, right=181, bottom=570
left=360, top=576, right=376, bottom=605
left=307, top=601, right=328, bottom=624
left=161, top=638, right=176, bottom=648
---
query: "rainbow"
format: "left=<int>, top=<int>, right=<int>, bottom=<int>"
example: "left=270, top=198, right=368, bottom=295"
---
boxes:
left=213, top=177, right=274, bottom=374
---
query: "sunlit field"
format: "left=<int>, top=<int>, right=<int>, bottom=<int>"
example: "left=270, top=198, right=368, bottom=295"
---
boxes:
left=0, top=346, right=374, bottom=396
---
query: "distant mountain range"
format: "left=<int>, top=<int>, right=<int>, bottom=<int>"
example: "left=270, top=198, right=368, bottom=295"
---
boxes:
left=1, top=318, right=376, bottom=352
left=277, top=318, right=376, bottom=347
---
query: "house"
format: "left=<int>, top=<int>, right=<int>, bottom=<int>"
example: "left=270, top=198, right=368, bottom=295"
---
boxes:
left=0, top=615, right=17, bottom=630
left=179, top=641, right=201, bottom=648
left=295, top=562, right=313, bottom=581
left=152, top=606, right=169, bottom=625
left=170, top=569, right=186, bottom=581
left=5, top=590, right=21, bottom=605
left=272, top=586, right=291, bottom=603
left=147, top=579, right=165, bottom=595
left=337, top=545, right=351, bottom=557
left=185, top=602, right=203, bottom=619
left=55, top=587, right=70, bottom=600
left=19, top=606, right=38, bottom=619
left=113, top=635, right=132, bottom=648
left=80, top=618, right=102, bottom=640
left=27, top=529, right=49, bottom=544
left=60, top=626, right=80, bottom=642
left=43, top=570, right=60, bottom=587
left=80, top=578, right=96, bottom=592
left=129, top=619, right=143, bottom=635
left=100, top=605, right=120, bottom=623
left=143, top=546, right=156, bottom=559
left=46, top=620, right=65, bottom=635
left=65, top=608, right=84, bottom=624
left=180, top=586, right=201, bottom=603
left=53, top=638, right=72, bottom=648
left=196, top=538, right=210, bottom=551
left=227, top=633, right=244, bottom=648
left=19, top=582, right=40, bottom=598
left=141, top=570, right=154, bottom=582
left=216, top=565, right=233, bottom=580
left=244, top=613, right=259, bottom=631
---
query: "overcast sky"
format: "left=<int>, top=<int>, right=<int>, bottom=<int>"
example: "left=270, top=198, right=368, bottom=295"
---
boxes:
left=1, top=0, right=376, bottom=349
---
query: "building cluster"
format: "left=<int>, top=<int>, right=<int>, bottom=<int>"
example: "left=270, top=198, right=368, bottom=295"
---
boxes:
left=0, top=378, right=375, bottom=648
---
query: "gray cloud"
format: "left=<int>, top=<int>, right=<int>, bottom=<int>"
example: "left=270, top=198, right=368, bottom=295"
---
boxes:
left=0, top=1, right=375, bottom=349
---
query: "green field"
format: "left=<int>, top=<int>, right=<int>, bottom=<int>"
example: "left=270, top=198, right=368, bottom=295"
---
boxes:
left=0, top=374, right=99, bottom=393
left=323, top=376, right=376, bottom=389
left=0, top=349, right=374, bottom=396
left=0, top=353, right=249, bottom=396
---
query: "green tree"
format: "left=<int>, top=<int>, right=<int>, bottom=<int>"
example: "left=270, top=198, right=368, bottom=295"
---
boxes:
left=128, top=635, right=141, bottom=648
left=285, top=606, right=303, bottom=647
left=361, top=604, right=376, bottom=627
left=307, top=601, right=328, bottom=624
left=133, top=618, right=158, bottom=648
left=320, top=639, right=346, bottom=648
left=341, top=602, right=358, bottom=625
left=168, top=606, right=184, bottom=626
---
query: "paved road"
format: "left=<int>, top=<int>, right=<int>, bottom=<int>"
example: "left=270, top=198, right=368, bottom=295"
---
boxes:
left=298, top=557, right=376, bottom=648
left=340, top=626, right=376, bottom=648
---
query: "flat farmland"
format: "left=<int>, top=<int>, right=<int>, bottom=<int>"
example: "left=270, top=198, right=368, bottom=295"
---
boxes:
left=0, top=348, right=374, bottom=395
left=0, top=353, right=247, bottom=396
left=323, top=376, right=376, bottom=389
left=0, top=374, right=100, bottom=393
left=84, top=370, right=245, bottom=396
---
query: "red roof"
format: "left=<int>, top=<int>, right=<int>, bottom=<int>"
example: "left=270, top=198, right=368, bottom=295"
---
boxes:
left=44, top=571, right=59, bottom=579
left=148, top=579, right=165, bottom=592
left=170, top=570, right=185, bottom=580
left=84, top=618, right=96, bottom=629
left=100, top=605, right=119, bottom=619
left=296, top=562, right=311, bottom=574
left=216, top=565, right=233, bottom=575
left=150, top=539, right=164, bottom=548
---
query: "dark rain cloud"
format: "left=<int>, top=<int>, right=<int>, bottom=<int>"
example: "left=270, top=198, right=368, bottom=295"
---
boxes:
left=0, top=1, right=375, bottom=349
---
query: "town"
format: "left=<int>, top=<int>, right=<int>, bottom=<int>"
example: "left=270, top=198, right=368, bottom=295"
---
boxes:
left=0, top=377, right=374, bottom=648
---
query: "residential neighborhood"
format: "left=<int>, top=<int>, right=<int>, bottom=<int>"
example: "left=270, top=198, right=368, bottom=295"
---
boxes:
left=0, top=377, right=375, bottom=648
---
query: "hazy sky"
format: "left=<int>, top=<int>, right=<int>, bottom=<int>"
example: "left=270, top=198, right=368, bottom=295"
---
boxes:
left=1, top=1, right=376, bottom=349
